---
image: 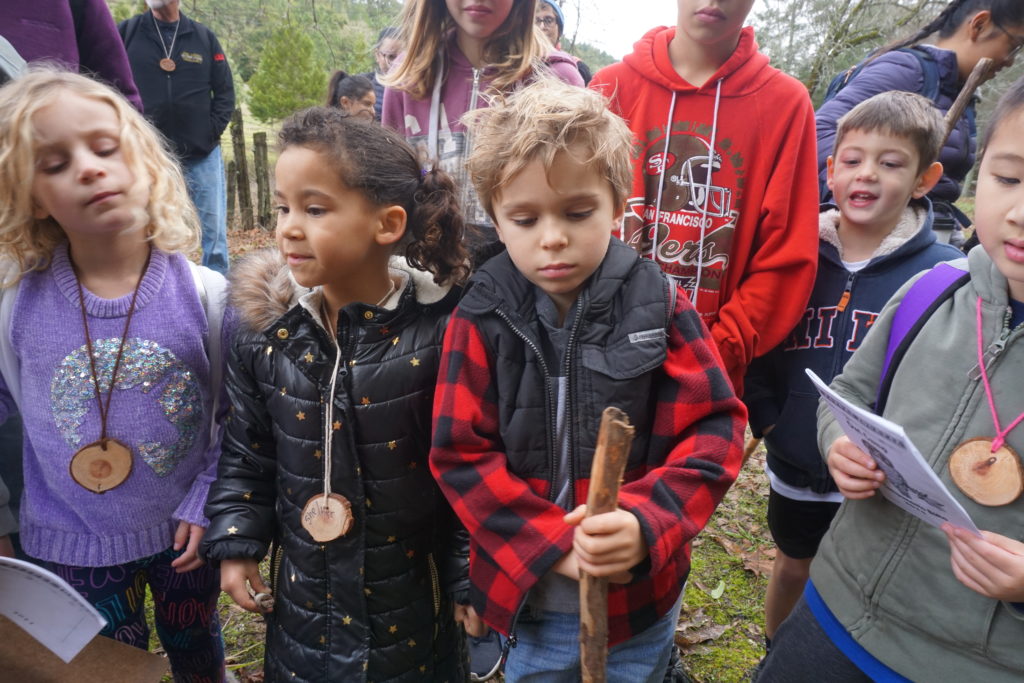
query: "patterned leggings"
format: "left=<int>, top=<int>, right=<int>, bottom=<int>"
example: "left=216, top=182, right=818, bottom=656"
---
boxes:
left=45, top=547, right=225, bottom=683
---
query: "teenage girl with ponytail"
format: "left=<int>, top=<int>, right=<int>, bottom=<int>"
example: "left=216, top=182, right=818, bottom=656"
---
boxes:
left=816, top=0, right=1024, bottom=246
left=200, top=108, right=469, bottom=681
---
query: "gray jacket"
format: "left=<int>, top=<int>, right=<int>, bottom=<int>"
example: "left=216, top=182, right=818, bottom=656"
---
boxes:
left=815, top=246, right=1024, bottom=681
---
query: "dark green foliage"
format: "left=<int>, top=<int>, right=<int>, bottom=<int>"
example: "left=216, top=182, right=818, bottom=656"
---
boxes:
left=248, top=25, right=325, bottom=123
left=569, top=41, right=616, bottom=72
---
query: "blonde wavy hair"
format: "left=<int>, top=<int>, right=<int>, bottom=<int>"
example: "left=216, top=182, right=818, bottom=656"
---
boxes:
left=0, top=68, right=200, bottom=277
left=383, top=0, right=547, bottom=100
left=466, top=78, right=635, bottom=220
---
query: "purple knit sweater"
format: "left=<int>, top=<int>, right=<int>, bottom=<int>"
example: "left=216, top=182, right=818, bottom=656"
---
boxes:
left=0, top=244, right=227, bottom=567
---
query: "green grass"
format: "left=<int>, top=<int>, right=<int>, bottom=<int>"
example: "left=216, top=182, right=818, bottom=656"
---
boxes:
left=679, top=445, right=771, bottom=682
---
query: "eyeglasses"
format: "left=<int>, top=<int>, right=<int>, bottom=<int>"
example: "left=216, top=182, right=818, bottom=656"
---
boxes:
left=535, top=16, right=557, bottom=27
left=994, top=22, right=1024, bottom=60
left=376, top=51, right=398, bottom=64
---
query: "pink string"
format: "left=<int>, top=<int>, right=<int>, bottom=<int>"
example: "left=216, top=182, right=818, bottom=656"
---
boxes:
left=975, top=296, right=1024, bottom=451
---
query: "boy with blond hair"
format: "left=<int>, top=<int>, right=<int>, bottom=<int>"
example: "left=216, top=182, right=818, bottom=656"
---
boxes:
left=744, top=91, right=962, bottom=649
left=429, top=79, right=747, bottom=681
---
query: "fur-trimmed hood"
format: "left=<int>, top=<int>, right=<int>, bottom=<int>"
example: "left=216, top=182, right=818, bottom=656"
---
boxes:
left=818, top=203, right=927, bottom=262
left=229, top=248, right=453, bottom=333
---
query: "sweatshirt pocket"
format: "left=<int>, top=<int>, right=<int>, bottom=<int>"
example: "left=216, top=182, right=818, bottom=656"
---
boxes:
left=764, top=390, right=830, bottom=489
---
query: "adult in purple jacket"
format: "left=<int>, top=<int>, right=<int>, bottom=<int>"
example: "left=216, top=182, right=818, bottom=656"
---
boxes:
left=816, top=0, right=1024, bottom=246
left=0, top=0, right=142, bottom=110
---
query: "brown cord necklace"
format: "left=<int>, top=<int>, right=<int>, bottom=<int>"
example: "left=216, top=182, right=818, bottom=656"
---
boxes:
left=68, top=251, right=150, bottom=494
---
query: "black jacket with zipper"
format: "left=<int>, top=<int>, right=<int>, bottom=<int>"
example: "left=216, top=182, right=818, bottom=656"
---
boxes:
left=118, top=10, right=234, bottom=159
left=201, top=251, right=466, bottom=683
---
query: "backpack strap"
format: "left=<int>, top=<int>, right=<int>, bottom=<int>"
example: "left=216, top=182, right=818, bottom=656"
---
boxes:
left=664, top=272, right=678, bottom=332
left=875, top=262, right=969, bottom=413
left=904, top=46, right=940, bottom=101
left=0, top=36, right=26, bottom=86
left=118, top=14, right=143, bottom=49
left=0, top=261, right=22, bottom=409
left=188, top=261, right=228, bottom=447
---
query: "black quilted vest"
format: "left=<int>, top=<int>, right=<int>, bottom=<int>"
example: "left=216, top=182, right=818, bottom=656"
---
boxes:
left=457, top=239, right=675, bottom=500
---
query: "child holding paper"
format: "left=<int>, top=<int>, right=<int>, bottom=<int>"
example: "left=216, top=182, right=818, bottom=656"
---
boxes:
left=743, top=90, right=962, bottom=646
left=757, top=78, right=1024, bottom=683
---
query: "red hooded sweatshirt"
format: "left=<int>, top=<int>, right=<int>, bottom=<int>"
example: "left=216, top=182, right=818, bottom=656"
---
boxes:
left=591, top=26, right=818, bottom=395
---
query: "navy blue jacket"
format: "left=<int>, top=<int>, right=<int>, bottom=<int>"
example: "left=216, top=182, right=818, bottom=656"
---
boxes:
left=743, top=201, right=962, bottom=492
left=816, top=46, right=975, bottom=212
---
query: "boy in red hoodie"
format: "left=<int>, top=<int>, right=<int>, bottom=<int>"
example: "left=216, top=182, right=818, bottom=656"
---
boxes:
left=590, top=0, right=819, bottom=395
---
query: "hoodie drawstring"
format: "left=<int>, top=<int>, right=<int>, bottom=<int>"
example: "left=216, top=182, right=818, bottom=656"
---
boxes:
left=428, top=53, right=444, bottom=163
left=652, top=78, right=723, bottom=313
left=651, top=92, right=677, bottom=258
left=691, top=78, right=723, bottom=312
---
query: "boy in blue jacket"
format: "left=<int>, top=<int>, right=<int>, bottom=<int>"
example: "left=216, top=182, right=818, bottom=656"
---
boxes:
left=743, top=91, right=962, bottom=647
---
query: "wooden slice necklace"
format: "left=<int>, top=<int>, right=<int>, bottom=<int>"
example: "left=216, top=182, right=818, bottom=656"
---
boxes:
left=948, top=297, right=1024, bottom=506
left=68, top=253, right=150, bottom=494
left=152, top=13, right=180, bottom=72
left=299, top=285, right=396, bottom=541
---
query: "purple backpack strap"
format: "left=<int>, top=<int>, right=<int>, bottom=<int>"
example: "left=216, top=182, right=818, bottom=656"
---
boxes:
left=875, top=262, right=969, bottom=413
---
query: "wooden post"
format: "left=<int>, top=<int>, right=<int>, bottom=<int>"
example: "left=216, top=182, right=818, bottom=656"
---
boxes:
left=226, top=159, right=237, bottom=230
left=580, top=407, right=634, bottom=683
left=253, top=132, right=271, bottom=230
left=230, top=109, right=254, bottom=230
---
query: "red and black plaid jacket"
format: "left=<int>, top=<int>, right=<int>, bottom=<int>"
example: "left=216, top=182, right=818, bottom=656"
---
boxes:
left=430, top=242, right=746, bottom=645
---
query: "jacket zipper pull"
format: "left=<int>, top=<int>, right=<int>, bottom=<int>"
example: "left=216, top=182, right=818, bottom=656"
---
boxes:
left=837, top=274, right=855, bottom=313
left=968, top=308, right=1013, bottom=380
left=837, top=290, right=851, bottom=313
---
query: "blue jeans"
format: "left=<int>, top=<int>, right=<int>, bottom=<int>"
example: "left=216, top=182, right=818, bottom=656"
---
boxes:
left=503, top=595, right=681, bottom=682
left=183, top=146, right=228, bottom=274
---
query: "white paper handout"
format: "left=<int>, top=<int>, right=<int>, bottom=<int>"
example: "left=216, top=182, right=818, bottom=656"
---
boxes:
left=0, top=556, right=107, bottom=662
left=806, top=369, right=980, bottom=536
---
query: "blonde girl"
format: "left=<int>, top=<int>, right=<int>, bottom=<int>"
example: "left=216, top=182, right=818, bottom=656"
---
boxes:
left=0, top=69, right=229, bottom=681
left=382, top=0, right=583, bottom=263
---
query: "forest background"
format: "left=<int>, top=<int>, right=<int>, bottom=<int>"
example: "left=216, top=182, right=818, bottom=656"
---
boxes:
left=102, top=1, right=1024, bottom=681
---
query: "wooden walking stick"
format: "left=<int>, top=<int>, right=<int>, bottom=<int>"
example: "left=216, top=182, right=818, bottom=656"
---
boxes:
left=942, top=57, right=995, bottom=148
left=580, top=407, right=635, bottom=683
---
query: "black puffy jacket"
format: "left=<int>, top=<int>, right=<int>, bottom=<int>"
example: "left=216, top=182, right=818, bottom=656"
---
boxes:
left=201, top=251, right=466, bottom=682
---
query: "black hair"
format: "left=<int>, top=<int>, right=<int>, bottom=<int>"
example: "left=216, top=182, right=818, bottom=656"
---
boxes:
left=979, top=74, right=1024, bottom=154
left=882, top=0, right=1024, bottom=54
left=325, top=71, right=374, bottom=108
left=278, top=107, right=469, bottom=286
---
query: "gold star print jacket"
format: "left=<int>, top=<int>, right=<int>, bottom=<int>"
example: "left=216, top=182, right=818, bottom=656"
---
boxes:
left=201, top=250, right=466, bottom=683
